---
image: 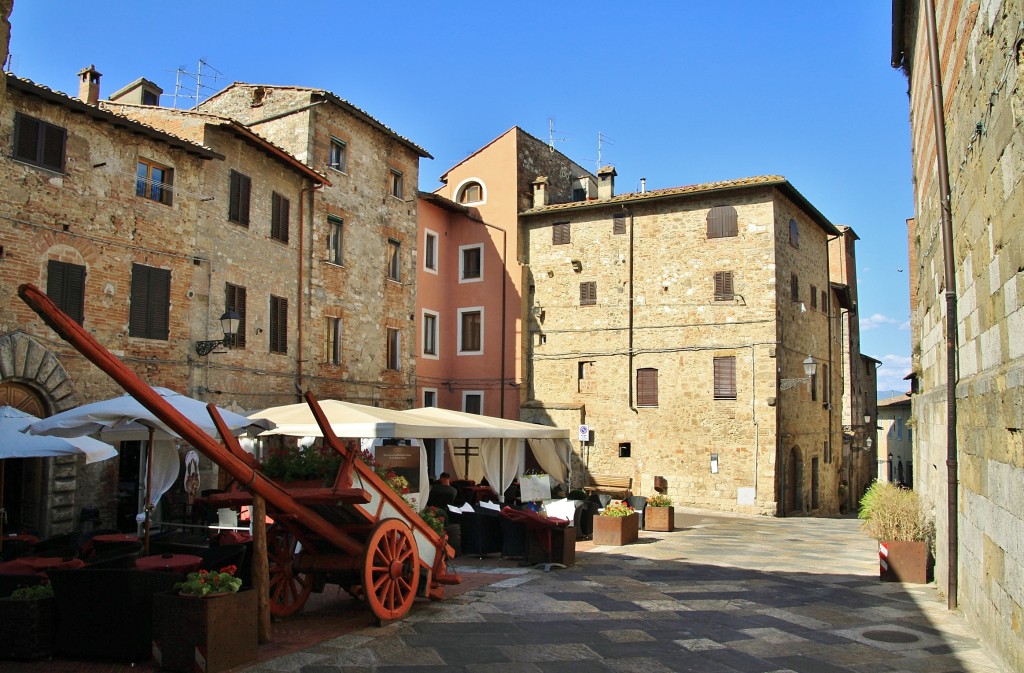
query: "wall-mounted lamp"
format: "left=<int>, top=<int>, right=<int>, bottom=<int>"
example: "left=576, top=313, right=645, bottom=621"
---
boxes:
left=194, top=310, right=241, bottom=356
left=570, top=259, right=582, bottom=273
left=779, top=355, right=818, bottom=391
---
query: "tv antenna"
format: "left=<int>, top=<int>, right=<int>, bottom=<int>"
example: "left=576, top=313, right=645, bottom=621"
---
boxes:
left=597, top=131, right=616, bottom=171
left=547, top=117, right=572, bottom=154
left=171, top=59, right=225, bottom=109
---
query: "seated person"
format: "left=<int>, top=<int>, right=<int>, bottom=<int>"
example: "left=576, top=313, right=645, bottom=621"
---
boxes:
left=427, top=472, right=459, bottom=508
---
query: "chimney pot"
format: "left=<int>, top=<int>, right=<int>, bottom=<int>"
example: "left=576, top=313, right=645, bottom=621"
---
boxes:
left=532, top=176, right=550, bottom=208
left=77, top=65, right=102, bottom=105
left=597, top=165, right=617, bottom=199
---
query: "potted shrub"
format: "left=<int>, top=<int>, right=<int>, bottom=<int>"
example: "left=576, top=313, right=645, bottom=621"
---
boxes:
left=858, top=481, right=933, bottom=583
left=592, top=501, right=639, bottom=546
left=260, top=442, right=341, bottom=486
left=644, top=493, right=675, bottom=532
left=0, top=583, right=55, bottom=660
left=152, top=565, right=257, bottom=673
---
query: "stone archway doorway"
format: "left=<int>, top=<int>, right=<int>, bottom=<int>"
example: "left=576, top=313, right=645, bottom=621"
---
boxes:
left=0, top=381, right=50, bottom=535
left=784, top=445, right=803, bottom=516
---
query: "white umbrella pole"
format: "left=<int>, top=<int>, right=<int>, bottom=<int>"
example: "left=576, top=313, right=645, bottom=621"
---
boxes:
left=144, top=427, right=154, bottom=555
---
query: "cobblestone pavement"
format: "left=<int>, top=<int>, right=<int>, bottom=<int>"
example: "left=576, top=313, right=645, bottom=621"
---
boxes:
left=243, top=511, right=1010, bottom=673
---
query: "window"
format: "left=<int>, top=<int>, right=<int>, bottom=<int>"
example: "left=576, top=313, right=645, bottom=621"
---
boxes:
left=386, top=328, right=401, bottom=370
left=580, top=281, right=597, bottom=306
left=707, top=205, right=738, bottom=238
left=422, top=310, right=438, bottom=357
left=790, top=273, right=799, bottom=301
left=423, top=389, right=437, bottom=407
left=327, top=216, right=344, bottom=264
left=136, top=159, right=173, bottom=205
left=463, top=392, right=483, bottom=414
left=269, top=295, right=287, bottom=354
left=713, top=356, right=737, bottom=400
left=613, top=213, right=626, bottom=235
left=271, top=192, right=290, bottom=243
left=789, top=218, right=800, bottom=248
left=142, top=88, right=160, bottom=106
left=390, top=169, right=404, bottom=199
left=457, top=181, right=483, bottom=204
left=46, top=260, right=85, bottom=325
left=821, top=364, right=830, bottom=405
left=13, top=112, right=66, bottom=172
left=225, top=283, right=247, bottom=348
left=714, top=271, right=734, bottom=301
left=387, top=239, right=401, bottom=282
left=821, top=289, right=827, bottom=313
left=810, top=371, right=818, bottom=401
left=637, top=368, right=658, bottom=407
left=324, top=316, right=342, bottom=365
left=810, top=285, right=818, bottom=310
left=572, top=186, right=587, bottom=202
left=460, top=245, right=482, bottom=281
left=228, top=170, right=251, bottom=226
left=459, top=308, right=482, bottom=353
left=424, top=231, right=437, bottom=272
left=328, top=137, right=347, bottom=172
left=552, top=221, right=570, bottom=245
left=129, top=263, right=170, bottom=340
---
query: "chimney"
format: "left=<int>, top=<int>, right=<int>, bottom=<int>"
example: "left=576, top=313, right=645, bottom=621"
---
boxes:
left=640, top=178, right=647, bottom=194
left=77, top=65, right=102, bottom=105
left=532, top=176, right=549, bottom=208
left=597, top=165, right=617, bottom=199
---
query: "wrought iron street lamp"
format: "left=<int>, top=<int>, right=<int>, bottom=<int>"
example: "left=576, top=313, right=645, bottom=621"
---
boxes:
left=194, top=310, right=241, bottom=356
left=779, top=355, right=818, bottom=391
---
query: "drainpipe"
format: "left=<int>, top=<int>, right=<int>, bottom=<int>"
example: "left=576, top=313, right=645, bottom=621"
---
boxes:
left=622, top=205, right=636, bottom=413
left=826, top=233, right=839, bottom=511
left=296, top=181, right=321, bottom=400
left=923, top=0, right=959, bottom=611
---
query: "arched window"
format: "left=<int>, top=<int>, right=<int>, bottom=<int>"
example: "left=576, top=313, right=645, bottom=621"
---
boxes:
left=457, top=181, right=483, bottom=204
left=706, top=205, right=738, bottom=238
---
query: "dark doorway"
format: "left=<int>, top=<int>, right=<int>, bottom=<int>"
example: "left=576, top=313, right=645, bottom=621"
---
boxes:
left=116, top=440, right=143, bottom=532
left=785, top=446, right=803, bottom=515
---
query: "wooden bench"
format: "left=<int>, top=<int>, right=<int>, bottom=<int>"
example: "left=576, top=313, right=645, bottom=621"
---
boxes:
left=583, top=474, right=633, bottom=499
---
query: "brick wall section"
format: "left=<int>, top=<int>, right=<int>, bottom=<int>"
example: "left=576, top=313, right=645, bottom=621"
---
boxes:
left=898, top=1, right=1024, bottom=669
left=523, top=184, right=840, bottom=515
left=199, top=85, right=421, bottom=408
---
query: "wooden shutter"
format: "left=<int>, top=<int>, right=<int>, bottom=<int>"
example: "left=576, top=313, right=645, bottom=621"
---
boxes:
left=553, top=222, right=570, bottom=245
left=580, top=281, right=597, bottom=306
left=270, top=296, right=287, bottom=354
left=613, top=214, right=626, bottom=235
left=14, top=113, right=40, bottom=163
left=791, top=273, right=799, bottom=301
left=713, top=356, right=737, bottom=399
left=229, top=171, right=251, bottom=225
left=637, top=368, right=658, bottom=406
left=46, top=260, right=85, bottom=325
left=714, top=271, right=734, bottom=301
left=42, top=123, right=66, bottom=171
left=707, top=206, right=737, bottom=238
left=129, top=264, right=170, bottom=340
left=271, top=192, right=289, bottom=242
left=810, top=285, right=818, bottom=309
left=226, top=284, right=247, bottom=348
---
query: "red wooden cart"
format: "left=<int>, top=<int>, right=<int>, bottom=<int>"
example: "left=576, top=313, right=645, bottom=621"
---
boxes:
left=19, top=283, right=459, bottom=624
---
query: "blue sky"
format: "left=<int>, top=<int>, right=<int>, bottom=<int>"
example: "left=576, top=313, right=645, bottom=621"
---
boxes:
left=6, top=1, right=913, bottom=395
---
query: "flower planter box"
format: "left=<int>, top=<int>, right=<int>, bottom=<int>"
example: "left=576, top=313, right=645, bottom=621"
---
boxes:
left=644, top=506, right=674, bottom=532
left=879, top=540, right=932, bottom=584
left=592, top=512, right=639, bottom=546
left=152, top=589, right=257, bottom=673
left=0, top=596, right=55, bottom=660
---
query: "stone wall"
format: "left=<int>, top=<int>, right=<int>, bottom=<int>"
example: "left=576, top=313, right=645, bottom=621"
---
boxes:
left=897, top=1, right=1024, bottom=669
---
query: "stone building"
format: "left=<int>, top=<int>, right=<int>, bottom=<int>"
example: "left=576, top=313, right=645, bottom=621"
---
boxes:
left=876, top=394, right=913, bottom=485
left=892, top=1, right=1024, bottom=668
left=521, top=172, right=851, bottom=516
left=198, top=84, right=431, bottom=408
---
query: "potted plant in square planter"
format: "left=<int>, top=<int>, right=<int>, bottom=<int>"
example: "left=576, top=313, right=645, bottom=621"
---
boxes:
left=0, top=583, right=55, bottom=660
left=592, top=501, right=639, bottom=545
left=858, top=481, right=934, bottom=584
left=152, top=565, right=257, bottom=673
left=644, top=493, right=674, bottom=532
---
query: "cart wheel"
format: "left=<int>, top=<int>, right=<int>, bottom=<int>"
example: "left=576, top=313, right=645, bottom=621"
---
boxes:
left=363, top=518, right=420, bottom=622
left=268, top=525, right=312, bottom=617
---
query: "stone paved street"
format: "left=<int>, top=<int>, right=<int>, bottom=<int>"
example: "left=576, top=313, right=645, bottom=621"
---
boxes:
left=243, top=512, right=1011, bottom=673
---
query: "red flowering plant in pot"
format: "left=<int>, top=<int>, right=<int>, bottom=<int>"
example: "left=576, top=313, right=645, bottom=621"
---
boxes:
left=593, top=500, right=639, bottom=545
left=175, top=565, right=243, bottom=598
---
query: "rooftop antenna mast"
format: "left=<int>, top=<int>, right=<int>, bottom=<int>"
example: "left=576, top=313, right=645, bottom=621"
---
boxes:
left=171, top=58, right=225, bottom=109
left=547, top=116, right=571, bottom=154
left=597, top=131, right=615, bottom=171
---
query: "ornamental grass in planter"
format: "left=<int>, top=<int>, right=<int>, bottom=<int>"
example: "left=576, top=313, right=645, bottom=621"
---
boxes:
left=592, top=501, right=639, bottom=546
left=0, top=584, right=55, bottom=661
left=858, top=481, right=934, bottom=584
left=644, top=493, right=675, bottom=532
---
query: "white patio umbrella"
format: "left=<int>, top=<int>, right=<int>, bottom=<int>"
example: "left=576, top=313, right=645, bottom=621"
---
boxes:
left=0, top=406, right=117, bottom=549
left=24, top=388, right=275, bottom=551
